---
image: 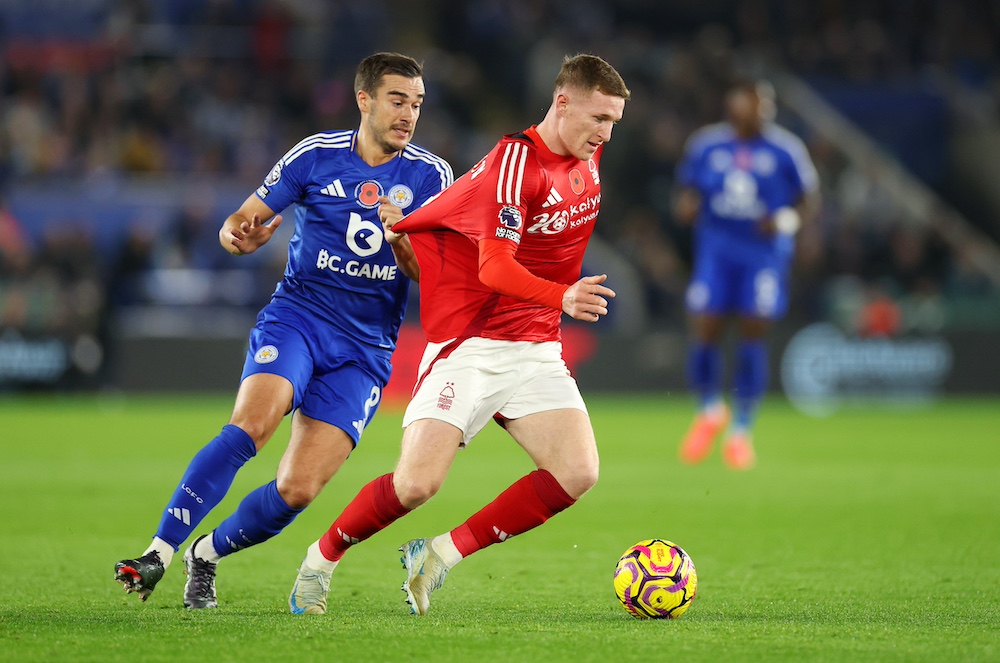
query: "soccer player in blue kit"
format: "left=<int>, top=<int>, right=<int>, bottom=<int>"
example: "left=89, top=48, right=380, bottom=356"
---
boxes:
left=114, top=52, right=453, bottom=608
left=675, top=80, right=819, bottom=470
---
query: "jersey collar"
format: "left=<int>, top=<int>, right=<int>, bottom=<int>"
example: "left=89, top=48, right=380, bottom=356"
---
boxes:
left=524, top=125, right=594, bottom=164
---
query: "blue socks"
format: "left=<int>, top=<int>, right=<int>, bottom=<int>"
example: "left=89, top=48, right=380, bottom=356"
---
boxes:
left=212, top=480, right=302, bottom=557
left=155, top=424, right=257, bottom=550
left=153, top=425, right=300, bottom=558
left=687, top=343, right=722, bottom=409
left=733, top=340, right=768, bottom=431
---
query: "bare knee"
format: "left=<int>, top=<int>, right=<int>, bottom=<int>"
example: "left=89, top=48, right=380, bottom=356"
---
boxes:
left=552, top=462, right=599, bottom=501
left=229, top=415, right=278, bottom=449
left=276, top=477, right=323, bottom=510
left=391, top=420, right=462, bottom=509
left=692, top=313, right=726, bottom=344
left=392, top=474, right=442, bottom=510
left=228, top=374, right=293, bottom=448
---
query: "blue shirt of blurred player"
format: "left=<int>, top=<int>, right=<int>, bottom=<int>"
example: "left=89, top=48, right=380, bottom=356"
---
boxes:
left=676, top=86, right=818, bottom=319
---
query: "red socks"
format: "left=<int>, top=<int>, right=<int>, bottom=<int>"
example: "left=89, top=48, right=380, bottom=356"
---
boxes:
left=319, top=473, right=409, bottom=562
left=318, top=470, right=577, bottom=562
left=450, top=469, right=576, bottom=557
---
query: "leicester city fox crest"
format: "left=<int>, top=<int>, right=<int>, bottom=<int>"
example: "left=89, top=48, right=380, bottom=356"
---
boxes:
left=254, top=345, right=279, bottom=364
left=388, top=184, right=414, bottom=209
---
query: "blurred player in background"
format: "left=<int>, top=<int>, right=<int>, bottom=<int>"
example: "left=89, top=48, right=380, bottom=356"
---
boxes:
left=287, top=54, right=629, bottom=616
left=674, top=79, right=819, bottom=470
left=113, top=52, right=452, bottom=609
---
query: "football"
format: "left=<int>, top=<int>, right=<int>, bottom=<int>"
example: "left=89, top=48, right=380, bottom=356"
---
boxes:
left=613, top=539, right=698, bottom=619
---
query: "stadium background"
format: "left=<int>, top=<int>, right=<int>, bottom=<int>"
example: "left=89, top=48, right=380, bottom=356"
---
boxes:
left=3, top=4, right=999, bottom=660
left=2, top=0, right=1000, bottom=407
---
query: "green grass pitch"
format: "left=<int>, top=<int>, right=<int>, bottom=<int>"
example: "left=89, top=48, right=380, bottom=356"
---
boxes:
left=1, top=394, right=998, bottom=662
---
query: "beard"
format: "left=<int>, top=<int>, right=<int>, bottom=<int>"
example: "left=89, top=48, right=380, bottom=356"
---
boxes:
left=368, top=116, right=410, bottom=155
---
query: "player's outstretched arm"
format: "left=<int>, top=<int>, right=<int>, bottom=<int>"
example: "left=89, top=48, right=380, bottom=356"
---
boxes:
left=477, top=239, right=615, bottom=323
left=379, top=195, right=419, bottom=281
left=219, top=193, right=282, bottom=256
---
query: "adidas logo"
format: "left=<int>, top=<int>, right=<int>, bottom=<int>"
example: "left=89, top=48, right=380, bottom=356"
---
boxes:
left=168, top=507, right=191, bottom=526
left=541, top=186, right=563, bottom=208
left=493, top=525, right=510, bottom=542
left=321, top=180, right=347, bottom=197
left=338, top=527, right=360, bottom=545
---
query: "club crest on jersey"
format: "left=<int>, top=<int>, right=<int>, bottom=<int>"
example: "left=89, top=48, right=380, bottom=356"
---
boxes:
left=588, top=158, right=600, bottom=184
left=569, top=169, right=586, bottom=195
left=387, top=184, right=414, bottom=209
left=254, top=345, right=279, bottom=364
left=355, top=180, right=384, bottom=209
left=437, top=382, right=455, bottom=411
left=264, top=160, right=284, bottom=186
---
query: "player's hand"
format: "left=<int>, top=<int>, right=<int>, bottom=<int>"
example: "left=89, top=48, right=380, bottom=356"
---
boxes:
left=757, top=207, right=800, bottom=237
left=223, top=212, right=283, bottom=255
left=562, top=274, right=615, bottom=322
left=378, top=195, right=405, bottom=244
left=756, top=214, right=777, bottom=237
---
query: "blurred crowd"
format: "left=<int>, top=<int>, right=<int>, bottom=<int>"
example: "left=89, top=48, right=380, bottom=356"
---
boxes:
left=3, top=0, right=1000, bottom=378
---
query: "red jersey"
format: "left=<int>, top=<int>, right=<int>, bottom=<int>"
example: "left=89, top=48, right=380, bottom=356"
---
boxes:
left=394, top=126, right=604, bottom=343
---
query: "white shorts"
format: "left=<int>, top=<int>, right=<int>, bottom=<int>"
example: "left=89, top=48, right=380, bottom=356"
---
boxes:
left=402, top=337, right=588, bottom=447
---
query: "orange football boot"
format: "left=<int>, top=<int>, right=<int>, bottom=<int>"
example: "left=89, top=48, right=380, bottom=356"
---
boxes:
left=678, top=403, right=730, bottom=465
left=722, top=431, right=756, bottom=471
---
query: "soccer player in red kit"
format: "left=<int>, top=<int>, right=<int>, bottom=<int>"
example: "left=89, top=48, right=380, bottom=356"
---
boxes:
left=288, top=54, right=629, bottom=616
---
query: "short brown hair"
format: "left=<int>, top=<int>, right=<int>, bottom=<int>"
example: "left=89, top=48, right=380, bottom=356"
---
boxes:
left=554, top=54, right=630, bottom=100
left=355, top=52, right=423, bottom=94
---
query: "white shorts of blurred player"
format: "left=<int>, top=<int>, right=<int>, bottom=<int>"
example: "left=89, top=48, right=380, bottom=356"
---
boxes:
left=402, top=337, right=588, bottom=447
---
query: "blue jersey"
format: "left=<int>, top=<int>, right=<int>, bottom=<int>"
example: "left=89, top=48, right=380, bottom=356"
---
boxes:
left=677, top=122, right=818, bottom=262
left=256, top=130, right=453, bottom=350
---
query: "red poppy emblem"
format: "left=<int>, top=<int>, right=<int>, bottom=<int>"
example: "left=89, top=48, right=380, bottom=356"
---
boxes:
left=569, top=169, right=585, bottom=195
left=358, top=182, right=381, bottom=207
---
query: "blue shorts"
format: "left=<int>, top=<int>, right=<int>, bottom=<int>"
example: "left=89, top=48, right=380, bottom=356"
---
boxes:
left=241, top=303, right=393, bottom=445
left=686, top=245, right=790, bottom=319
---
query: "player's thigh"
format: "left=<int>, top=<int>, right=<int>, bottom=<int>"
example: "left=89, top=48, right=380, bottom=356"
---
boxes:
left=504, top=408, right=599, bottom=499
left=275, top=411, right=355, bottom=508
left=230, top=373, right=295, bottom=449
left=392, top=418, right=464, bottom=507
left=500, top=345, right=598, bottom=497
left=402, top=338, right=521, bottom=447
left=737, top=315, right=771, bottom=340
left=689, top=312, right=727, bottom=343
left=235, top=319, right=314, bottom=445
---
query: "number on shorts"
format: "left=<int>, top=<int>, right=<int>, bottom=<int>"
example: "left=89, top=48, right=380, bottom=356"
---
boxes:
left=352, top=385, right=382, bottom=437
